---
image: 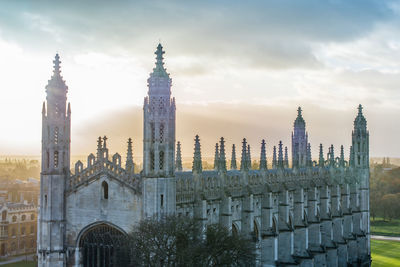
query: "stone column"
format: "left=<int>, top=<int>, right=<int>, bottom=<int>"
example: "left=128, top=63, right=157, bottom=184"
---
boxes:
left=342, top=183, right=356, bottom=265
left=241, top=194, right=254, bottom=238
left=261, top=192, right=277, bottom=267
left=293, top=187, right=312, bottom=265
left=320, top=184, right=338, bottom=267
left=277, top=190, right=295, bottom=265
left=307, top=186, right=326, bottom=265
left=331, top=184, right=348, bottom=267
left=219, top=195, right=232, bottom=230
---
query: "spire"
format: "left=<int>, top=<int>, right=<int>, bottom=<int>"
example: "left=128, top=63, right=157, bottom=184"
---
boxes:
left=272, top=146, right=277, bottom=169
left=214, top=143, right=219, bottom=171
left=176, top=141, right=183, bottom=171
left=125, top=138, right=135, bottom=173
left=329, top=144, right=335, bottom=167
left=97, top=136, right=102, bottom=159
left=240, top=138, right=248, bottom=171
left=192, top=135, right=202, bottom=173
left=46, top=53, right=68, bottom=94
left=277, top=141, right=284, bottom=169
left=219, top=137, right=227, bottom=172
left=260, top=140, right=267, bottom=171
left=294, top=106, right=305, bottom=127
left=103, top=136, right=108, bottom=149
left=338, top=145, right=344, bottom=167
left=306, top=143, right=312, bottom=168
left=230, top=144, right=237, bottom=170
left=150, top=43, right=170, bottom=78
left=53, top=53, right=61, bottom=76
left=318, top=144, right=324, bottom=167
left=354, top=104, right=367, bottom=131
left=247, top=144, right=252, bottom=170
left=284, top=146, right=289, bottom=168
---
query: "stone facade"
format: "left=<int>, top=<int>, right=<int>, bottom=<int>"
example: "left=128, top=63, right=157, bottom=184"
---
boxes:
left=38, top=44, right=371, bottom=266
left=0, top=202, right=37, bottom=258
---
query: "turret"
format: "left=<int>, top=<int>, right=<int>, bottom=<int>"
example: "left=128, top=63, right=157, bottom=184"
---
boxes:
left=143, top=43, right=176, bottom=177
left=142, top=44, right=176, bottom=218
left=292, top=107, right=308, bottom=168
left=38, top=54, right=70, bottom=266
left=351, top=104, right=369, bottom=169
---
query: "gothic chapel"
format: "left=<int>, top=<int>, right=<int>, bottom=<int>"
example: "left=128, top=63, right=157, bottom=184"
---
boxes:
left=38, top=44, right=371, bottom=267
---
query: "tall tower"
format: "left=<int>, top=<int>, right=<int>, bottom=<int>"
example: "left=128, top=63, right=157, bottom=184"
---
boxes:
left=143, top=44, right=176, bottom=217
left=38, top=54, right=70, bottom=266
left=292, top=107, right=308, bottom=168
left=351, top=104, right=369, bottom=169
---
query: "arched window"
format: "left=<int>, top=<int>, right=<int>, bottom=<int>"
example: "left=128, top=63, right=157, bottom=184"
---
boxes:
left=232, top=223, right=239, bottom=236
left=46, top=151, right=50, bottom=169
left=31, top=213, right=35, bottom=220
left=30, top=225, right=34, bottom=234
left=54, top=127, right=59, bottom=145
left=102, top=181, right=108, bottom=200
left=54, top=151, right=59, bottom=168
left=12, top=216, right=16, bottom=222
left=159, top=124, right=164, bottom=143
left=159, top=151, right=164, bottom=170
left=21, top=215, right=26, bottom=221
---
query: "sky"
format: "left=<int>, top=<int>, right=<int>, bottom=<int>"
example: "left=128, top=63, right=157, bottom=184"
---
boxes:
left=0, top=0, right=399, bottom=161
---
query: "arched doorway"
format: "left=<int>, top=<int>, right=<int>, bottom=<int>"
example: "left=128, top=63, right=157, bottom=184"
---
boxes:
left=79, top=223, right=128, bottom=267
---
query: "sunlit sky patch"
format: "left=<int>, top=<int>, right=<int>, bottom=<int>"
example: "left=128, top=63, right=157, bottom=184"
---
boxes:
left=0, top=0, right=399, bottom=160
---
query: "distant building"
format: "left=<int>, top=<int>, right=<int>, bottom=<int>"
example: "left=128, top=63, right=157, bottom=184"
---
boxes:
left=0, top=202, right=37, bottom=258
left=38, top=45, right=370, bottom=267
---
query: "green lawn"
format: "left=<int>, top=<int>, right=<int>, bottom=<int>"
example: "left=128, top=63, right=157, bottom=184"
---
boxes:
left=372, top=239, right=400, bottom=267
left=371, top=218, right=400, bottom=237
left=1, top=261, right=36, bottom=267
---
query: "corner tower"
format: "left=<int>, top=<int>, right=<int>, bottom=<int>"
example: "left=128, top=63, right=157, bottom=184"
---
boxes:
left=143, top=44, right=176, bottom=217
left=292, top=107, right=308, bottom=168
left=38, top=54, right=70, bottom=266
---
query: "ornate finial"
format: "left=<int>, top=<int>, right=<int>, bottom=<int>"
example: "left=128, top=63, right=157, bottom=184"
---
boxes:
left=231, top=144, right=237, bottom=170
left=240, top=138, right=248, bottom=171
left=272, top=146, right=277, bottom=169
left=214, top=143, right=219, bottom=171
left=306, top=143, right=312, bottom=168
left=53, top=53, right=61, bottom=75
left=126, top=138, right=135, bottom=173
left=260, top=139, right=267, bottom=171
left=284, top=146, right=289, bottom=168
left=103, top=136, right=108, bottom=148
left=97, top=136, right=103, bottom=159
left=192, top=135, right=202, bottom=173
left=219, top=137, right=227, bottom=172
left=297, top=106, right=302, bottom=117
left=319, top=144, right=324, bottom=167
left=278, top=141, right=284, bottom=169
left=358, top=104, right=363, bottom=115
left=340, top=145, right=345, bottom=167
left=151, top=43, right=169, bottom=78
left=176, top=141, right=183, bottom=171
left=247, top=144, right=252, bottom=170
